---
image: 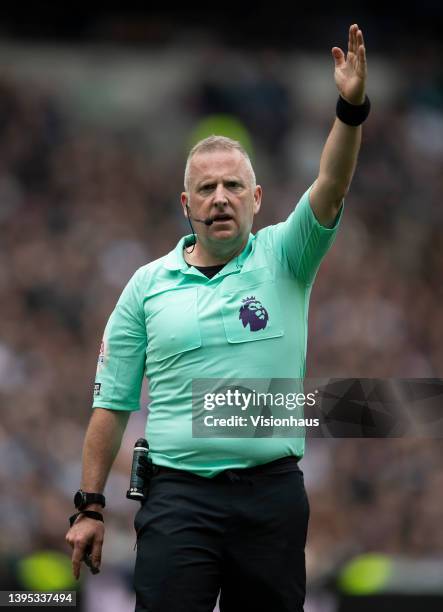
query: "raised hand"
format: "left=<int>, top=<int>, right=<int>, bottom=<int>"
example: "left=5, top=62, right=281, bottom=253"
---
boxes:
left=332, top=24, right=367, bottom=105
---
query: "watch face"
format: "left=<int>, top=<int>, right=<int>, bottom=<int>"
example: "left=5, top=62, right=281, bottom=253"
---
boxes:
left=74, top=490, right=85, bottom=509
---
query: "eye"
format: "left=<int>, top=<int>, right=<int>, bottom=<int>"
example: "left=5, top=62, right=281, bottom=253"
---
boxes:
left=199, top=184, right=215, bottom=193
left=227, top=181, right=241, bottom=189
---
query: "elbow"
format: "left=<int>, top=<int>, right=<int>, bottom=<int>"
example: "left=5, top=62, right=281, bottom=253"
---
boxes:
left=318, top=175, right=350, bottom=203
left=326, top=186, right=347, bottom=222
left=327, top=186, right=347, bottom=215
left=330, top=181, right=350, bottom=204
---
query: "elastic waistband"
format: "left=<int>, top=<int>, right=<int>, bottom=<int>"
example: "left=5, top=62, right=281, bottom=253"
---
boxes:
left=152, top=455, right=301, bottom=480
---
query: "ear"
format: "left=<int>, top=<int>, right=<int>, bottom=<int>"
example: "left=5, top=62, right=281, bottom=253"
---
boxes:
left=181, top=192, right=189, bottom=217
left=253, top=185, right=262, bottom=214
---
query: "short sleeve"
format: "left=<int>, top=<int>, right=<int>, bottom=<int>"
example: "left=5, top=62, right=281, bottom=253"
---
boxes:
left=262, top=184, right=343, bottom=285
left=92, top=268, right=147, bottom=411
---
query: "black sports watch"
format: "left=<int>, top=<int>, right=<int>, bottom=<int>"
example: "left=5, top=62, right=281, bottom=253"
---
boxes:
left=74, top=489, right=106, bottom=511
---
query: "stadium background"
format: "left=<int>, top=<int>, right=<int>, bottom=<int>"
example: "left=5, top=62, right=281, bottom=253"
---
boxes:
left=0, top=5, right=442, bottom=611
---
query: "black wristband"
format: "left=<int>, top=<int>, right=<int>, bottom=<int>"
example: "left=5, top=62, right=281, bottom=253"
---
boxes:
left=69, top=510, right=104, bottom=528
left=336, top=94, right=370, bottom=126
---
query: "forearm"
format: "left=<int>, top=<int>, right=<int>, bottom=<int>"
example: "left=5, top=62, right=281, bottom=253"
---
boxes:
left=318, top=117, right=362, bottom=197
left=80, top=407, right=130, bottom=509
left=309, top=117, right=363, bottom=226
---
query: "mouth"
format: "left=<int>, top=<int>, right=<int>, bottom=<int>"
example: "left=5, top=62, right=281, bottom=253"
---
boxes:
left=212, top=213, right=233, bottom=222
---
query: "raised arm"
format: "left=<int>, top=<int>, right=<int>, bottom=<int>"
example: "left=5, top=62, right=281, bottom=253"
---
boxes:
left=310, top=23, right=368, bottom=227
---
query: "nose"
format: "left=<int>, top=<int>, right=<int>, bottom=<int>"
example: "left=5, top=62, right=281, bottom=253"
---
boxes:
left=213, top=183, right=228, bottom=207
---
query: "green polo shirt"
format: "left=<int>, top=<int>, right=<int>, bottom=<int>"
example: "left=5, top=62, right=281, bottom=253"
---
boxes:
left=93, top=185, right=343, bottom=477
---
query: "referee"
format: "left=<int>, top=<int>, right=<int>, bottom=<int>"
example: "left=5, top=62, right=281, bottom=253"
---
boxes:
left=66, top=24, right=369, bottom=612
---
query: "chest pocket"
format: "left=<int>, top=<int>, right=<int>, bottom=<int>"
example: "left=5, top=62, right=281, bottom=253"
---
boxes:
left=146, top=287, right=201, bottom=361
left=220, top=268, right=284, bottom=343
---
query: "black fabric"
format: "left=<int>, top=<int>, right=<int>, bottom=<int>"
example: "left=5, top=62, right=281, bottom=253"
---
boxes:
left=336, top=94, right=371, bottom=126
left=188, top=262, right=226, bottom=279
left=68, top=510, right=104, bottom=527
left=152, top=455, right=300, bottom=480
left=133, top=457, right=309, bottom=612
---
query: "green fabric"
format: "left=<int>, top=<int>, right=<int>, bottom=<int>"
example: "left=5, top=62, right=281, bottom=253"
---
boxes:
left=93, top=184, right=343, bottom=477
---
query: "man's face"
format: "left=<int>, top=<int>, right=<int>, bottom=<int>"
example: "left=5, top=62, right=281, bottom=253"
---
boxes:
left=181, top=149, right=262, bottom=251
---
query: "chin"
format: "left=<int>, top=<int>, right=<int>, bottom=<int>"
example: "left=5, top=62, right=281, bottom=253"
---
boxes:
left=211, top=228, right=237, bottom=239
left=214, top=230, right=235, bottom=237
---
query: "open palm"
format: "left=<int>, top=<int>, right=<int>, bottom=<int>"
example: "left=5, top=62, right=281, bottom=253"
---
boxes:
left=332, top=24, right=367, bottom=105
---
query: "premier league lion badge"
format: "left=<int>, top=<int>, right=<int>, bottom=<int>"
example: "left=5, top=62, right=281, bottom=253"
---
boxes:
left=239, top=296, right=269, bottom=332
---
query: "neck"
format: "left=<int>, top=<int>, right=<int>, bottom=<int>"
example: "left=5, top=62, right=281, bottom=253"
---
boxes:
left=184, top=237, right=247, bottom=267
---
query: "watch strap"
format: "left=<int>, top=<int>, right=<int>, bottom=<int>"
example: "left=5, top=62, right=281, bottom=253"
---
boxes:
left=75, top=490, right=106, bottom=510
left=69, top=510, right=104, bottom=528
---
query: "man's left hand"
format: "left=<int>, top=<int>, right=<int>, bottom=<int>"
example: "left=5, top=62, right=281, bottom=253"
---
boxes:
left=332, top=24, right=367, bottom=105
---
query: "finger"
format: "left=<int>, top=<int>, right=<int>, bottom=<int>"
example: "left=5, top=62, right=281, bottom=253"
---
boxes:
left=357, top=27, right=365, bottom=48
left=91, top=537, right=103, bottom=571
left=332, top=47, right=345, bottom=67
left=353, top=24, right=360, bottom=54
left=65, top=532, right=74, bottom=549
left=83, top=551, right=100, bottom=575
left=349, top=23, right=358, bottom=55
left=72, top=544, right=87, bottom=580
left=348, top=24, right=353, bottom=54
left=357, top=42, right=367, bottom=73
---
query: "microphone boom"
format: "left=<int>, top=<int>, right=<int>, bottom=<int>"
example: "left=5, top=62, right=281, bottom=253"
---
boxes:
left=186, top=204, right=213, bottom=226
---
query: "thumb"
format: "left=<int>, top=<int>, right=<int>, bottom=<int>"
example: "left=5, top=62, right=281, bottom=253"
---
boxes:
left=332, top=47, right=345, bottom=67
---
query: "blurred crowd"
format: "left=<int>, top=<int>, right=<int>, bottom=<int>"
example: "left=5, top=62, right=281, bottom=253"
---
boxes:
left=0, top=39, right=442, bottom=604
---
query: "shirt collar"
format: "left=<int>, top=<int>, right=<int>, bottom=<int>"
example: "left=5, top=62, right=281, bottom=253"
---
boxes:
left=163, top=233, right=254, bottom=273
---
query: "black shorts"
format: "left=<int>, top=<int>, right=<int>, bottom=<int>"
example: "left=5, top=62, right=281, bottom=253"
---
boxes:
left=133, top=456, right=310, bottom=612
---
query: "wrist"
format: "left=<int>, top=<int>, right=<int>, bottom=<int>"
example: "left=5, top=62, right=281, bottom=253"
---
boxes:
left=341, top=93, right=365, bottom=105
left=81, top=503, right=105, bottom=512
left=69, top=509, right=104, bottom=528
left=68, top=510, right=104, bottom=527
left=73, top=489, right=106, bottom=511
left=336, top=94, right=370, bottom=126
